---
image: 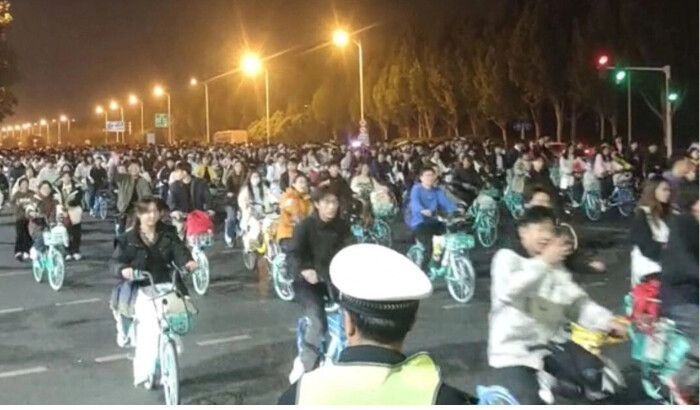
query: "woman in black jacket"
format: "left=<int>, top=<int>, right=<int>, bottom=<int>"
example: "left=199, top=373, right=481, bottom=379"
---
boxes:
left=630, top=176, right=672, bottom=284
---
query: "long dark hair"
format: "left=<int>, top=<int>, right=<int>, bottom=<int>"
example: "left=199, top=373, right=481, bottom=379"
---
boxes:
left=638, top=176, right=671, bottom=226
left=245, top=171, right=265, bottom=202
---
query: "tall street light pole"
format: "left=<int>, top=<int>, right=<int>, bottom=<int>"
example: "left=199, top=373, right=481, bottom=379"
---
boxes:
left=129, top=94, right=144, bottom=143
left=241, top=54, right=271, bottom=145
left=333, top=29, right=366, bottom=141
left=190, top=78, right=211, bottom=144
left=154, top=85, right=172, bottom=145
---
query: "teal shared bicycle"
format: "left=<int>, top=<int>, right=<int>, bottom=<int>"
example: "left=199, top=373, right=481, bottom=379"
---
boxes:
left=407, top=215, right=477, bottom=303
left=32, top=223, right=69, bottom=291
left=501, top=184, right=523, bottom=219
left=468, top=188, right=499, bottom=248
left=133, top=267, right=197, bottom=405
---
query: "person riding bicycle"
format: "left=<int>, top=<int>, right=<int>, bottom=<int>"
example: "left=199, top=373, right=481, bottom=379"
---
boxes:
left=406, top=166, right=457, bottom=271
left=167, top=160, right=213, bottom=237
left=27, top=181, right=62, bottom=261
left=279, top=244, right=476, bottom=405
left=238, top=169, right=275, bottom=254
left=155, top=156, right=175, bottom=199
left=287, top=185, right=350, bottom=382
left=450, top=156, right=482, bottom=207
left=109, top=197, right=197, bottom=387
left=87, top=155, right=108, bottom=215
left=488, top=206, right=627, bottom=404
left=114, top=159, right=152, bottom=237
left=276, top=174, right=313, bottom=252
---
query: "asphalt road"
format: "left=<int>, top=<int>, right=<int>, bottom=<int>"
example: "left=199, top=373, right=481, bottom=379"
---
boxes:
left=0, top=206, right=653, bottom=405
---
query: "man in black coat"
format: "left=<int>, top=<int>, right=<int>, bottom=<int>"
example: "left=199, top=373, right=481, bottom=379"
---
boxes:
left=167, top=161, right=212, bottom=215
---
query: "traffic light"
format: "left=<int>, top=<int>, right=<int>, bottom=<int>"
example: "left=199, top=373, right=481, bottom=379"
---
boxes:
left=668, top=92, right=678, bottom=102
left=615, top=70, right=626, bottom=84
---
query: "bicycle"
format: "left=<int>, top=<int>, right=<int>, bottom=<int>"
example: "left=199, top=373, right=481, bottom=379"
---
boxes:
left=468, top=188, right=499, bottom=248
left=406, top=214, right=477, bottom=304
left=172, top=212, right=213, bottom=296
left=501, top=184, right=524, bottom=219
left=607, top=175, right=636, bottom=217
left=530, top=319, right=628, bottom=404
left=32, top=222, right=69, bottom=291
left=349, top=214, right=393, bottom=248
left=132, top=267, right=197, bottom=405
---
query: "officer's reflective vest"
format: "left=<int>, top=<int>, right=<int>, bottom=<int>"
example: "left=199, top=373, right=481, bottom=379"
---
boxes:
left=296, top=352, right=441, bottom=405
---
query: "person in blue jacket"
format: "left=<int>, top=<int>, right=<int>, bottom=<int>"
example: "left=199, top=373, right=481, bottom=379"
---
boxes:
left=407, top=166, right=457, bottom=270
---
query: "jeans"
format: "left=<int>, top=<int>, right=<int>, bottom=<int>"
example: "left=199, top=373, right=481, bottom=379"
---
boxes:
left=294, top=281, right=329, bottom=372
left=224, top=205, right=238, bottom=241
left=412, top=220, right=446, bottom=271
left=666, top=304, right=700, bottom=351
left=14, top=219, right=32, bottom=254
left=67, top=223, right=81, bottom=254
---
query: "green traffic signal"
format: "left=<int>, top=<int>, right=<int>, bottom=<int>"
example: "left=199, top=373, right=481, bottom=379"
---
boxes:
left=615, top=70, right=626, bottom=84
left=668, top=92, right=678, bottom=102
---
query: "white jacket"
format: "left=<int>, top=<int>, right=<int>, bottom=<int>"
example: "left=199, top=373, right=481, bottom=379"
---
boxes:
left=488, top=249, right=613, bottom=370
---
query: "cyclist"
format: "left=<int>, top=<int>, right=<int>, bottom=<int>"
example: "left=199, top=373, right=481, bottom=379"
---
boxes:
left=287, top=185, right=350, bottom=383
left=87, top=155, right=108, bottom=215
left=56, top=171, right=84, bottom=260
left=630, top=177, right=671, bottom=285
left=221, top=159, right=247, bottom=247
left=155, top=156, right=175, bottom=199
left=488, top=206, right=627, bottom=404
left=280, top=157, right=301, bottom=193
left=278, top=244, right=476, bottom=405
left=238, top=169, right=275, bottom=254
left=109, top=197, right=196, bottom=387
left=318, top=161, right=353, bottom=216
left=114, top=159, right=152, bottom=237
left=277, top=174, right=313, bottom=251
left=406, top=167, right=457, bottom=271
left=167, top=161, right=213, bottom=237
left=11, top=176, right=35, bottom=261
left=451, top=155, right=482, bottom=207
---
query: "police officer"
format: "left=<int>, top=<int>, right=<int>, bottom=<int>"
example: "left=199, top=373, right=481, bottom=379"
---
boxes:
left=278, top=243, right=475, bottom=405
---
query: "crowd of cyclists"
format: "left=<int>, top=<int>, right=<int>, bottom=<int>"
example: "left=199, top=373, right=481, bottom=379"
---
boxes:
left=0, top=133, right=697, bottom=404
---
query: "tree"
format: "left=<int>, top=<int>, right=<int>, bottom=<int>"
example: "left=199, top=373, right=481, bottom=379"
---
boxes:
left=311, top=76, right=350, bottom=140
left=0, top=1, right=18, bottom=123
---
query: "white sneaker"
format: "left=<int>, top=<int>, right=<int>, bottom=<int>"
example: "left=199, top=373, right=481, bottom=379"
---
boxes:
left=288, top=357, right=305, bottom=385
left=22, top=252, right=30, bottom=261
left=65, top=254, right=73, bottom=261
left=72, top=253, right=82, bottom=261
left=29, top=248, right=39, bottom=261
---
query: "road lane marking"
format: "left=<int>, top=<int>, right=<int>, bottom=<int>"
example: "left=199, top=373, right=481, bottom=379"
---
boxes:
left=0, top=271, right=26, bottom=278
left=288, top=327, right=297, bottom=333
left=0, top=366, right=48, bottom=379
left=95, top=353, right=130, bottom=363
left=55, top=297, right=102, bottom=307
left=586, top=281, right=607, bottom=288
left=196, top=334, right=251, bottom=346
left=442, top=304, right=470, bottom=310
left=0, top=307, right=25, bottom=315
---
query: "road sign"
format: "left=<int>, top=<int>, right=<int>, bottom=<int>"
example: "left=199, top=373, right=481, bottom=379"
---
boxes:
left=155, top=113, right=169, bottom=128
left=146, top=133, right=156, bottom=145
left=512, top=121, right=532, bottom=132
left=106, top=121, right=125, bottom=133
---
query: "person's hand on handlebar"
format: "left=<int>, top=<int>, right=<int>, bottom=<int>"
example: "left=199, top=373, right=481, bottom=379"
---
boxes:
left=121, top=267, right=134, bottom=281
left=185, top=260, right=197, bottom=272
left=301, top=269, right=319, bottom=284
left=420, top=209, right=432, bottom=217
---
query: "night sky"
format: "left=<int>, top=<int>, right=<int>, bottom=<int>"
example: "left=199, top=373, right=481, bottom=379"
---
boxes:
left=6, top=0, right=698, bottom=145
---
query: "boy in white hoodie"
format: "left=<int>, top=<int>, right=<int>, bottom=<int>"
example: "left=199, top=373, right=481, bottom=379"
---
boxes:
left=488, top=206, right=626, bottom=404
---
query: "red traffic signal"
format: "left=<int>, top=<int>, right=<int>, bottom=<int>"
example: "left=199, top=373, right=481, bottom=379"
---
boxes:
left=596, top=54, right=610, bottom=69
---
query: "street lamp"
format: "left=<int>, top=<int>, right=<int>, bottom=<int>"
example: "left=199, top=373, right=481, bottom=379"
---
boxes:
left=190, top=76, right=211, bottom=144
left=56, top=114, right=68, bottom=145
left=96, top=105, right=109, bottom=144
left=240, top=53, right=270, bottom=144
left=129, top=94, right=145, bottom=141
left=154, top=85, right=172, bottom=145
left=109, top=100, right=125, bottom=143
left=332, top=29, right=366, bottom=142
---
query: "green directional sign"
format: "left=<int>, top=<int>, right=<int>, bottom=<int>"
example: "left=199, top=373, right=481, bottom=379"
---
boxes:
left=155, top=113, right=169, bottom=128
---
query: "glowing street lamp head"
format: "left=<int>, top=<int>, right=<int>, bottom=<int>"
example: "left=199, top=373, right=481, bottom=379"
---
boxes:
left=60, top=115, right=68, bottom=122
left=129, top=94, right=139, bottom=105
left=22, top=124, right=30, bottom=130
left=333, top=29, right=350, bottom=47
left=190, top=77, right=198, bottom=86
left=14, top=125, right=20, bottom=130
left=96, top=105, right=104, bottom=114
left=40, top=119, right=47, bottom=126
left=109, top=100, right=119, bottom=110
left=240, top=53, right=262, bottom=76
left=153, top=85, right=165, bottom=97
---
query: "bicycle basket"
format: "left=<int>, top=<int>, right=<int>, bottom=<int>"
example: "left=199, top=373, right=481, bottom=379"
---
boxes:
left=372, top=202, right=396, bottom=219
left=187, top=232, right=213, bottom=249
left=43, top=226, right=68, bottom=247
left=445, top=232, right=475, bottom=251
left=165, top=311, right=194, bottom=335
left=476, top=193, right=497, bottom=209
left=351, top=223, right=365, bottom=238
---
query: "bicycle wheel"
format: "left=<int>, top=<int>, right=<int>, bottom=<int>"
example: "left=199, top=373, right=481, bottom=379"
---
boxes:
left=192, top=251, right=210, bottom=296
left=618, top=189, right=635, bottom=217
left=445, top=254, right=476, bottom=303
left=272, top=257, right=294, bottom=302
left=584, top=193, right=602, bottom=221
left=99, top=198, right=108, bottom=220
left=160, top=338, right=180, bottom=405
left=32, top=258, right=45, bottom=283
left=406, top=244, right=424, bottom=269
left=476, top=214, right=497, bottom=248
left=243, top=251, right=257, bottom=271
left=47, top=249, right=65, bottom=291
left=371, top=220, right=393, bottom=248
